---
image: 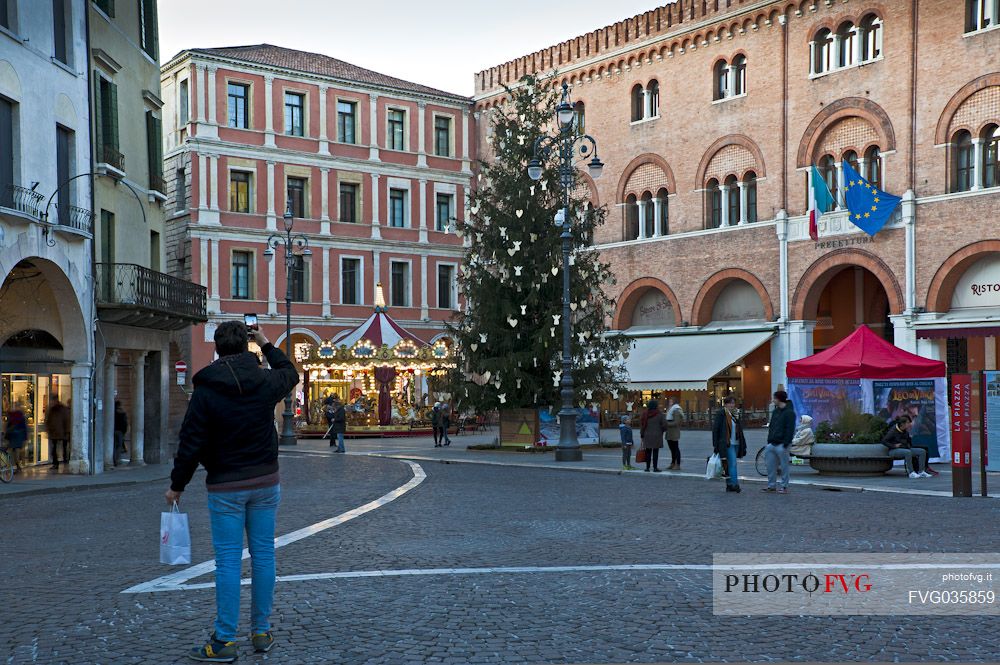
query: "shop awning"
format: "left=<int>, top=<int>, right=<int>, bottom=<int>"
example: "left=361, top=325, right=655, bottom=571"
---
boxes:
left=623, top=330, right=775, bottom=391
left=913, top=308, right=1000, bottom=340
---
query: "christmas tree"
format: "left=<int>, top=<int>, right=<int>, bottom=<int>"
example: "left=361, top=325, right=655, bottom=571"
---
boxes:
left=448, top=75, right=628, bottom=412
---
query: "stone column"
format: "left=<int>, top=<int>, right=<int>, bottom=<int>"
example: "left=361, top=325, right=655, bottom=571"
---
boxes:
left=103, top=350, right=117, bottom=469
left=320, top=167, right=330, bottom=233
left=461, top=109, right=471, bottom=172
left=835, top=161, right=845, bottom=209
left=890, top=315, right=917, bottom=354
left=210, top=239, right=220, bottom=305
left=266, top=161, right=277, bottom=231
left=772, top=320, right=816, bottom=392
left=858, top=157, right=867, bottom=182
left=737, top=181, right=748, bottom=225
left=902, top=189, right=916, bottom=312
left=318, top=84, right=330, bottom=155
left=209, top=155, right=220, bottom=211
left=418, top=179, right=428, bottom=243
left=775, top=209, right=789, bottom=321
left=368, top=93, right=380, bottom=161
left=206, top=66, right=217, bottom=125
left=652, top=197, right=662, bottom=237
left=719, top=185, right=731, bottom=227
left=637, top=200, right=647, bottom=239
left=322, top=246, right=331, bottom=317
left=417, top=101, right=427, bottom=167
left=69, top=362, right=91, bottom=474
left=267, top=257, right=277, bottom=315
left=263, top=74, right=275, bottom=147
left=195, top=63, right=206, bottom=123
left=852, top=27, right=862, bottom=65
left=971, top=138, right=984, bottom=191
left=985, top=337, right=997, bottom=370
left=130, top=352, right=147, bottom=466
left=420, top=254, right=429, bottom=320
left=197, top=154, right=208, bottom=211
left=370, top=173, right=381, bottom=240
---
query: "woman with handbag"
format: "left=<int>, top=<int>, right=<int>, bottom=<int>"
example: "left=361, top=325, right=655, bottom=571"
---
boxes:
left=711, top=396, right=746, bottom=492
left=639, top=400, right=667, bottom=472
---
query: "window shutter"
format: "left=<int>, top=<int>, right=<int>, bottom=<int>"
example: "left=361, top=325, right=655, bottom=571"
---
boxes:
left=143, top=0, right=159, bottom=59
left=153, top=115, right=163, bottom=178
left=108, top=80, right=119, bottom=150
left=93, top=76, right=103, bottom=155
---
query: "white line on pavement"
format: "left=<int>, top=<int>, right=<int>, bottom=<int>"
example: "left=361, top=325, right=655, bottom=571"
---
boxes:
left=122, top=460, right=426, bottom=594
left=132, top=561, right=1000, bottom=592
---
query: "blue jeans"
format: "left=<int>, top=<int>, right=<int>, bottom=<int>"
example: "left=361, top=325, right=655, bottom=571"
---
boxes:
left=764, top=443, right=790, bottom=488
left=726, top=443, right=740, bottom=487
left=334, top=432, right=345, bottom=452
left=207, top=484, right=281, bottom=641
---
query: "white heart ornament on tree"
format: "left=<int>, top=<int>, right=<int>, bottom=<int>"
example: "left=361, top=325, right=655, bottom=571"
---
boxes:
left=483, top=370, right=492, bottom=383
left=507, top=248, right=516, bottom=257
left=508, top=317, right=518, bottom=328
left=515, top=209, right=524, bottom=218
left=470, top=343, right=478, bottom=352
left=570, top=303, right=577, bottom=311
left=551, top=267, right=558, bottom=276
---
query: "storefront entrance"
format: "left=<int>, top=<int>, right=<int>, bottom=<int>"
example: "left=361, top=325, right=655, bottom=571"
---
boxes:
left=2, top=372, right=72, bottom=465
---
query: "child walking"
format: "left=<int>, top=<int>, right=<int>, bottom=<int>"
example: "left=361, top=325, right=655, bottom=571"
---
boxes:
left=619, top=415, right=635, bottom=471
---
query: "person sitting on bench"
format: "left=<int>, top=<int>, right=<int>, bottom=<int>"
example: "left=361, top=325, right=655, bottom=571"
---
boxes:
left=882, top=415, right=929, bottom=479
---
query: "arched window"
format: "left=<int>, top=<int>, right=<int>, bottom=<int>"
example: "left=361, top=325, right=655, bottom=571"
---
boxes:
left=656, top=187, right=669, bottom=235
left=625, top=194, right=639, bottom=240
left=706, top=179, right=722, bottom=229
left=860, top=14, right=883, bottom=61
left=813, top=29, right=833, bottom=74
left=630, top=84, right=644, bottom=122
left=713, top=60, right=729, bottom=100
left=744, top=172, right=758, bottom=223
left=864, top=146, right=882, bottom=190
left=732, top=55, right=747, bottom=96
left=574, top=101, right=585, bottom=134
left=836, top=22, right=857, bottom=69
left=725, top=175, right=739, bottom=226
left=966, top=0, right=998, bottom=32
left=647, top=80, right=660, bottom=118
left=983, top=124, right=1000, bottom=189
left=953, top=131, right=974, bottom=192
left=818, top=154, right=838, bottom=212
left=843, top=149, right=859, bottom=175
left=641, top=192, right=655, bottom=238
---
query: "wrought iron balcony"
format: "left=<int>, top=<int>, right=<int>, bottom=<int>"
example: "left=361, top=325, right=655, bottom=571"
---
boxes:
left=149, top=173, right=167, bottom=196
left=55, top=204, right=95, bottom=234
left=3, top=184, right=44, bottom=218
left=96, top=263, right=207, bottom=331
left=100, top=145, right=125, bottom=172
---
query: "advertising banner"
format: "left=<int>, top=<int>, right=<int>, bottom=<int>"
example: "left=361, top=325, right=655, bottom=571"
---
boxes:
left=538, top=407, right=600, bottom=446
left=786, top=378, right=863, bottom=428
left=872, top=379, right=941, bottom=458
left=984, top=371, right=1000, bottom=472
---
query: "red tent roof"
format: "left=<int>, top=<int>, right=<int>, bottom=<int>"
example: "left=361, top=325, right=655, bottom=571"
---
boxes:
left=786, top=325, right=945, bottom=379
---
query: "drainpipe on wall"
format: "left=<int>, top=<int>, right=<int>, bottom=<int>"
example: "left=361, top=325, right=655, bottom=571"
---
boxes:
left=85, top=3, right=98, bottom=476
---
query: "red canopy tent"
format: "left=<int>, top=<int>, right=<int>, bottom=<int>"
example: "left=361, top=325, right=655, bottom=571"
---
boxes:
left=787, top=325, right=945, bottom=379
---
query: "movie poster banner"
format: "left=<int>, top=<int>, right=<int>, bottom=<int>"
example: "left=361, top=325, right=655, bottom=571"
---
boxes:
left=537, top=407, right=600, bottom=446
left=870, top=379, right=944, bottom=459
left=984, top=370, right=1000, bottom=472
left=786, top=379, right=864, bottom=428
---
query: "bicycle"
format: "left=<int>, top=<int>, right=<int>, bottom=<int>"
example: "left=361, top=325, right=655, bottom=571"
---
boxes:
left=754, top=446, right=809, bottom=476
left=0, top=447, right=14, bottom=483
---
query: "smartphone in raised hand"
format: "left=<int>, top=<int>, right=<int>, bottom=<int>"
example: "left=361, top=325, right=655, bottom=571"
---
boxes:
left=244, top=313, right=259, bottom=337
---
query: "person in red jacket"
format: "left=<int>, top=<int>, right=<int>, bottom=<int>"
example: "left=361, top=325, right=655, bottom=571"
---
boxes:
left=165, top=321, right=298, bottom=662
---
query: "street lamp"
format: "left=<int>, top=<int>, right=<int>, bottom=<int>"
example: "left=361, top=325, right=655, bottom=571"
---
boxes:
left=526, top=81, right=605, bottom=462
left=264, top=200, right=311, bottom=446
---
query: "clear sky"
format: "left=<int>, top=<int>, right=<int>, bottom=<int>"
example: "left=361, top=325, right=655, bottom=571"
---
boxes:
left=158, top=0, right=666, bottom=97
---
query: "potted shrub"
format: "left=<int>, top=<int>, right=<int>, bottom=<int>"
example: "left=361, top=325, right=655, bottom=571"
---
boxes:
left=810, top=407, right=893, bottom=475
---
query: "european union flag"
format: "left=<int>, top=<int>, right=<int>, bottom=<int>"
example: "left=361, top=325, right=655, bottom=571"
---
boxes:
left=842, top=161, right=901, bottom=237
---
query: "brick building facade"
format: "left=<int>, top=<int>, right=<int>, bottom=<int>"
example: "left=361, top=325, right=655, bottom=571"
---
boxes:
left=161, top=45, right=473, bottom=428
left=474, top=0, right=1000, bottom=414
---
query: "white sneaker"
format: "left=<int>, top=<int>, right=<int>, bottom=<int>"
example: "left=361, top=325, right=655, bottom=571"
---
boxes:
left=908, top=471, right=920, bottom=479
left=919, top=471, right=932, bottom=478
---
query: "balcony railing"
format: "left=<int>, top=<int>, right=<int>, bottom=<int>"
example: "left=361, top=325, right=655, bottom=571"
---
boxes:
left=100, top=145, right=125, bottom=172
left=4, top=184, right=44, bottom=218
left=55, top=204, right=95, bottom=234
left=96, top=263, right=207, bottom=330
left=149, top=173, right=167, bottom=196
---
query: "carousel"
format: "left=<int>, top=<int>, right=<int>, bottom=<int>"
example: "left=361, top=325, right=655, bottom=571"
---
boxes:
left=295, top=285, right=455, bottom=437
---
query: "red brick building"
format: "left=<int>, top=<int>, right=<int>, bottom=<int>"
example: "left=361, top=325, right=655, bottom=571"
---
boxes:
left=161, top=45, right=473, bottom=413
left=474, top=0, right=1000, bottom=414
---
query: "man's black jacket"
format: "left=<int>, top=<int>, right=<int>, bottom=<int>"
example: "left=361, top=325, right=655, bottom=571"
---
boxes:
left=170, top=343, right=298, bottom=492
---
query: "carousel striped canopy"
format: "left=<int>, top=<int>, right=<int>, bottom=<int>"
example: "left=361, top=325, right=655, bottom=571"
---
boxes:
left=331, top=311, right=427, bottom=349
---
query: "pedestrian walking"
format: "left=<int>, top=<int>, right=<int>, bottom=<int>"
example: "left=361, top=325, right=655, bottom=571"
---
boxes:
left=712, top=396, right=747, bottom=492
left=639, top=399, right=667, bottom=472
left=113, top=400, right=128, bottom=466
left=165, top=321, right=298, bottom=662
left=431, top=402, right=442, bottom=447
left=619, top=415, right=635, bottom=470
left=322, top=391, right=335, bottom=427
left=3, top=403, right=28, bottom=473
left=46, top=397, right=71, bottom=469
left=664, top=396, right=685, bottom=470
left=326, top=396, right=346, bottom=453
left=882, top=414, right=929, bottom=479
left=762, top=390, right=796, bottom=494
left=440, top=403, right=452, bottom=446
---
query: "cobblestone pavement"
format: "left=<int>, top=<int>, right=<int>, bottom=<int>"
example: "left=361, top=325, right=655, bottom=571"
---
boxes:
left=4, top=451, right=999, bottom=664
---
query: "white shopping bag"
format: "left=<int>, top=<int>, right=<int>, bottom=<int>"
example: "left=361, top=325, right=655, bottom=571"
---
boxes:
left=705, top=453, right=723, bottom=480
left=160, top=502, right=191, bottom=565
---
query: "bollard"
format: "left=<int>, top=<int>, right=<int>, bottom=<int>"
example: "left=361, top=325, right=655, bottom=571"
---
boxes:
left=950, top=373, right=972, bottom=498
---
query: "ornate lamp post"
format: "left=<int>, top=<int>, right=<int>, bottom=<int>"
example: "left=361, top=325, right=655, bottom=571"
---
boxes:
left=264, top=201, right=311, bottom=446
left=526, top=82, right=605, bottom=462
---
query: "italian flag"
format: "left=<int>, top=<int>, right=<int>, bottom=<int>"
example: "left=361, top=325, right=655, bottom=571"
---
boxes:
left=808, top=165, right=835, bottom=241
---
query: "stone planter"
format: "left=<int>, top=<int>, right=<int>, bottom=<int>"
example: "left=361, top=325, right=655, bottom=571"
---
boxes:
left=808, top=443, right=893, bottom=476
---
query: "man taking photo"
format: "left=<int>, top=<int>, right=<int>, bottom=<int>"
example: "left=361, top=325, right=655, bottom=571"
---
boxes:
left=165, top=321, right=298, bottom=662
